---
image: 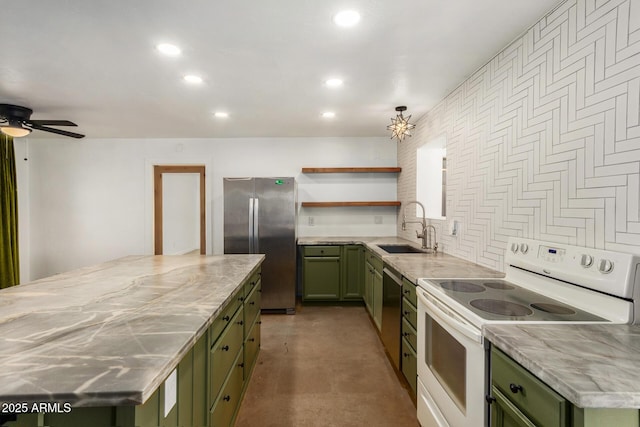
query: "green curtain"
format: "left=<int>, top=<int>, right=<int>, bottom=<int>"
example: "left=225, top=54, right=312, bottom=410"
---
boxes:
left=0, top=133, right=19, bottom=288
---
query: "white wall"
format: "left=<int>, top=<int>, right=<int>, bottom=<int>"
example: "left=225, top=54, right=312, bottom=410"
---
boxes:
left=398, top=0, right=640, bottom=271
left=20, top=136, right=396, bottom=280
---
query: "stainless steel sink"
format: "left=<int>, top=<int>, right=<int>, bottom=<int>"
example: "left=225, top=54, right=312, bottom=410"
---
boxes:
left=377, top=244, right=424, bottom=254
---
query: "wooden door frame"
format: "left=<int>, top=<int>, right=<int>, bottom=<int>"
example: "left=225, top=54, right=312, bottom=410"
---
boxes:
left=154, top=165, right=206, bottom=255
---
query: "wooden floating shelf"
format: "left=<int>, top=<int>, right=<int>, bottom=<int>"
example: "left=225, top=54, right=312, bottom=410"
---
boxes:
left=301, top=201, right=401, bottom=207
left=301, top=167, right=401, bottom=173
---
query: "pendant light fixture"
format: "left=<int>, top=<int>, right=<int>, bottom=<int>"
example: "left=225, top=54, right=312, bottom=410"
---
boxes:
left=387, top=106, right=415, bottom=142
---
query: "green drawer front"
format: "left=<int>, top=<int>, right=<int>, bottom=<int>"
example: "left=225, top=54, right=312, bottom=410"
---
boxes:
left=491, top=386, right=536, bottom=427
left=210, top=351, right=244, bottom=427
left=244, top=316, right=261, bottom=380
left=401, top=337, right=417, bottom=397
left=492, top=348, right=568, bottom=427
left=402, top=297, right=417, bottom=329
left=244, top=282, right=261, bottom=334
left=209, top=289, right=242, bottom=345
left=244, top=269, right=261, bottom=298
left=402, top=278, right=417, bottom=307
left=303, top=245, right=341, bottom=256
left=210, top=306, right=244, bottom=404
left=401, top=316, right=417, bottom=351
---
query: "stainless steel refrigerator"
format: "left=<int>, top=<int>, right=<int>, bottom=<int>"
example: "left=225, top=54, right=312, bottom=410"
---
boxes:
left=223, top=177, right=297, bottom=313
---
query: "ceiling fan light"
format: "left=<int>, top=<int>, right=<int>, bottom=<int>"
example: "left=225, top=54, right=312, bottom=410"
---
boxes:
left=1, top=122, right=31, bottom=138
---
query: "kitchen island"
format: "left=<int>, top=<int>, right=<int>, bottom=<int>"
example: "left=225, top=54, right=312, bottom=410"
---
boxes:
left=0, top=254, right=264, bottom=427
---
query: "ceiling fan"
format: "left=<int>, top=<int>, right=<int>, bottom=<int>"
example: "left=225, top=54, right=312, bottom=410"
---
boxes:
left=0, top=104, right=85, bottom=139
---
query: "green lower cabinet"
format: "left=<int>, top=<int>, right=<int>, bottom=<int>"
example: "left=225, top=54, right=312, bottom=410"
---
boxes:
left=491, top=386, right=536, bottom=427
left=341, top=245, right=364, bottom=300
left=401, top=337, right=417, bottom=397
left=302, top=255, right=341, bottom=300
left=364, top=260, right=374, bottom=313
left=401, top=278, right=418, bottom=400
left=372, top=267, right=383, bottom=330
left=363, top=249, right=383, bottom=330
left=210, top=307, right=245, bottom=404
left=492, top=347, right=568, bottom=427
left=490, top=347, right=640, bottom=427
left=301, top=245, right=365, bottom=302
left=210, top=351, right=245, bottom=427
left=244, top=315, right=261, bottom=380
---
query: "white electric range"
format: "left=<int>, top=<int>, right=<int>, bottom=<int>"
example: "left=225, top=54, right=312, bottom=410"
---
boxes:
left=415, top=238, right=640, bottom=427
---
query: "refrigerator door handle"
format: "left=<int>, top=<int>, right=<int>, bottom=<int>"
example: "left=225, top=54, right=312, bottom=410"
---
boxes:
left=248, top=197, right=255, bottom=253
left=253, top=197, right=260, bottom=253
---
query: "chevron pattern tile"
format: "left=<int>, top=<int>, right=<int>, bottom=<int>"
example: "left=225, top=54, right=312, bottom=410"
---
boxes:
left=398, top=0, right=640, bottom=271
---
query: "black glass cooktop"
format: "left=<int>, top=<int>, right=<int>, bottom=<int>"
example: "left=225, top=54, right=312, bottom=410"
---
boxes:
left=425, top=279, right=605, bottom=321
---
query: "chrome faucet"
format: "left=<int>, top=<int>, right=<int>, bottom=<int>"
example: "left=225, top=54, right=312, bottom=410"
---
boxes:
left=402, top=201, right=438, bottom=252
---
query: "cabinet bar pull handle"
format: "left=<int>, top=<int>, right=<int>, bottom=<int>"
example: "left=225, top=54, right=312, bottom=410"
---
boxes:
left=223, top=316, right=230, bottom=321
left=223, top=395, right=231, bottom=402
left=509, top=383, right=523, bottom=394
left=221, top=345, right=230, bottom=351
left=485, top=395, right=496, bottom=404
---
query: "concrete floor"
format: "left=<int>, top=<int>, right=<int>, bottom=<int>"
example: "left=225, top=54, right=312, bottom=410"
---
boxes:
left=235, top=305, right=420, bottom=427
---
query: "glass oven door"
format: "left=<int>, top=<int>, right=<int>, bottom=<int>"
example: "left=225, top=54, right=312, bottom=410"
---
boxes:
left=417, top=288, right=485, bottom=427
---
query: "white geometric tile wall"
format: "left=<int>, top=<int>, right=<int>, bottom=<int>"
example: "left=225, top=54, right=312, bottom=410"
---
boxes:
left=398, top=0, right=640, bottom=271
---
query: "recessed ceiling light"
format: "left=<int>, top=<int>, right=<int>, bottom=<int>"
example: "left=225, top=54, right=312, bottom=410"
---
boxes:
left=333, top=10, right=361, bottom=27
left=156, top=43, right=181, bottom=56
left=325, top=78, right=344, bottom=88
left=322, top=112, right=336, bottom=118
left=183, top=75, right=203, bottom=84
left=214, top=112, right=229, bottom=118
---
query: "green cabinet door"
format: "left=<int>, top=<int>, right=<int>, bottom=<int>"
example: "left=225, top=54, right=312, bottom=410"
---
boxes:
left=302, top=256, right=341, bottom=300
left=364, top=260, right=373, bottom=314
left=491, top=387, right=536, bottom=427
left=342, top=245, right=364, bottom=300
left=372, top=267, right=383, bottom=330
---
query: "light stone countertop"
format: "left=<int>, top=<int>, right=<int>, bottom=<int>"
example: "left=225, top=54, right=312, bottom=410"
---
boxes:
left=484, top=324, right=640, bottom=408
left=0, top=254, right=264, bottom=407
left=298, top=236, right=504, bottom=281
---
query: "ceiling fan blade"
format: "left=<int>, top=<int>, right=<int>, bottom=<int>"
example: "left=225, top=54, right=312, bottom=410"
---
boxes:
left=28, top=119, right=78, bottom=127
left=28, top=123, right=85, bottom=139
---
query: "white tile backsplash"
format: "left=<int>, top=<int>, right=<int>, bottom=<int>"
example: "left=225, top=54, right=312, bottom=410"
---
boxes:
left=398, top=0, right=640, bottom=270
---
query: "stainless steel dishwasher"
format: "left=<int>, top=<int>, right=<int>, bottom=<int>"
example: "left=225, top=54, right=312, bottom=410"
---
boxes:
left=382, top=265, right=402, bottom=370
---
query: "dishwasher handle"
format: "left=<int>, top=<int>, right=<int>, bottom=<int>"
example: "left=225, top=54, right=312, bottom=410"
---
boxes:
left=383, top=267, right=402, bottom=286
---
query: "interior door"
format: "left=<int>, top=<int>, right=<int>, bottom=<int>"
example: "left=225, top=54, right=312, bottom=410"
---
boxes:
left=154, top=165, right=206, bottom=255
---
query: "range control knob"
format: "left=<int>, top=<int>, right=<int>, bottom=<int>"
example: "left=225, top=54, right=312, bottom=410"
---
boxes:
left=580, top=254, right=594, bottom=268
left=520, top=243, right=529, bottom=254
left=511, top=243, right=519, bottom=253
left=598, top=259, right=614, bottom=274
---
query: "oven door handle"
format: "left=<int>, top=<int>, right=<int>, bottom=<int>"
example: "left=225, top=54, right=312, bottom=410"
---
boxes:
left=418, top=290, right=483, bottom=344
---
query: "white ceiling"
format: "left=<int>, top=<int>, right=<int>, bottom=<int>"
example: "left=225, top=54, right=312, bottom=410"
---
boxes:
left=1, top=0, right=561, bottom=139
